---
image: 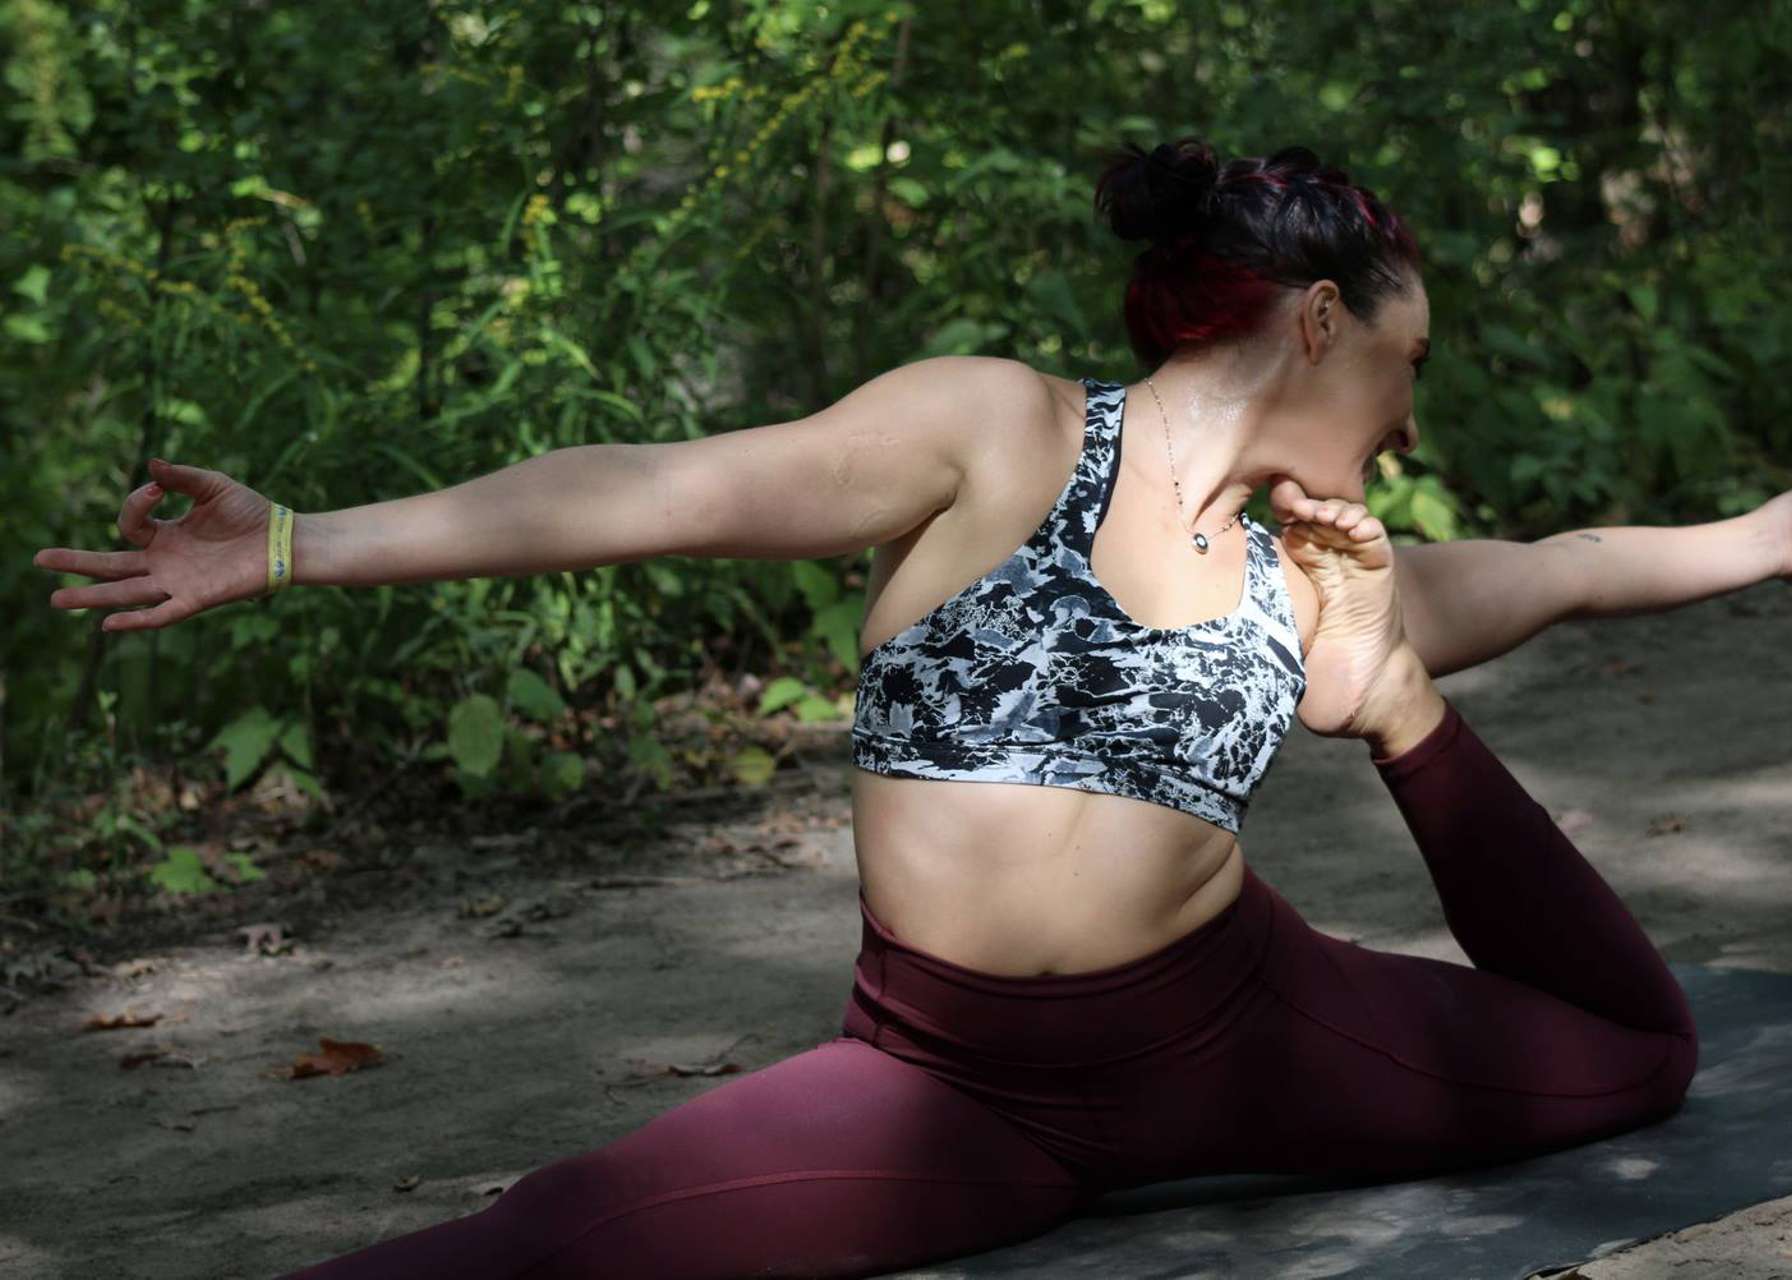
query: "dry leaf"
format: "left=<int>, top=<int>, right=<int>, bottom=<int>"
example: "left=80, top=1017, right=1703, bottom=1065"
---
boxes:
left=1646, top=813, right=1687, bottom=837
left=625, top=1057, right=743, bottom=1080
left=84, top=1010, right=163, bottom=1031
left=393, top=1175, right=422, bottom=1192
left=238, top=922, right=293, bottom=955
left=459, top=893, right=507, bottom=919
left=285, top=1037, right=385, bottom=1079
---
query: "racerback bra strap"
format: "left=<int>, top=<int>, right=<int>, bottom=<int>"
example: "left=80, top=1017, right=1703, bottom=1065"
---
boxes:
left=1069, top=377, right=1265, bottom=594
left=1053, top=378, right=1125, bottom=563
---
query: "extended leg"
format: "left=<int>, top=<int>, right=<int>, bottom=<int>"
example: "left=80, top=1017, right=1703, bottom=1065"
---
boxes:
left=274, top=1037, right=1087, bottom=1280
left=1098, top=698, right=1699, bottom=1185
left=1154, top=697, right=1699, bottom=1178
left=1370, top=696, right=1696, bottom=1038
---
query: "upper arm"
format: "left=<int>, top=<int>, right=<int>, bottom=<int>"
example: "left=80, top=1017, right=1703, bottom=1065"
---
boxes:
left=1274, top=530, right=1582, bottom=679
left=1392, top=537, right=1584, bottom=678
left=653, top=356, right=1048, bottom=561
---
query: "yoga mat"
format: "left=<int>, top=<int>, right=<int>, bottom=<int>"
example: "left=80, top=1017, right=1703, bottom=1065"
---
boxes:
left=890, top=963, right=1792, bottom=1280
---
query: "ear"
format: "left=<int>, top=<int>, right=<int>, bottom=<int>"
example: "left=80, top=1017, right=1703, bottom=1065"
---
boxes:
left=1297, top=280, right=1341, bottom=365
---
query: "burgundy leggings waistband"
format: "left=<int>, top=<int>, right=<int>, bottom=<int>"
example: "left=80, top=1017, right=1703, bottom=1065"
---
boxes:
left=847, top=863, right=1281, bottom=1067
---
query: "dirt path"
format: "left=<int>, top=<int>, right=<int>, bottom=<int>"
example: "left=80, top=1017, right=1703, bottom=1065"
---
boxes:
left=3, top=577, right=1788, bottom=1279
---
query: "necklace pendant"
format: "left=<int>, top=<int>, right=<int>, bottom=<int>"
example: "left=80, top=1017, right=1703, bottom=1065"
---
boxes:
left=1192, top=531, right=1209, bottom=554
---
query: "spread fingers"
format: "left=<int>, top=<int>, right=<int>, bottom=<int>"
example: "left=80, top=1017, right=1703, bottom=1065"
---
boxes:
left=34, top=547, right=145, bottom=580
left=50, top=575, right=172, bottom=613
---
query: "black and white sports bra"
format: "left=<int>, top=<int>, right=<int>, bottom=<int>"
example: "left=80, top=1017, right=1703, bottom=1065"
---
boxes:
left=850, top=376, right=1308, bottom=833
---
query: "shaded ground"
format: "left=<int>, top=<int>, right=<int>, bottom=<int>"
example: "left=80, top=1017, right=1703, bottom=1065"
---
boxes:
left=2, top=576, right=1789, bottom=1279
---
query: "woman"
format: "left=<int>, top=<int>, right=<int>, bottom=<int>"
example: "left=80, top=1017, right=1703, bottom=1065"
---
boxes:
left=36, top=139, right=1703, bottom=1279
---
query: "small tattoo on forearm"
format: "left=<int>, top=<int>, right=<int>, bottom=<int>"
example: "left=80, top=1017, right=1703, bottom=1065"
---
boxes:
left=1574, top=533, right=1603, bottom=544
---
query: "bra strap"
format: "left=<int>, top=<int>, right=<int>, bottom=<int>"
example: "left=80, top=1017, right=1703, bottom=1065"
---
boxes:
left=1061, top=377, right=1125, bottom=560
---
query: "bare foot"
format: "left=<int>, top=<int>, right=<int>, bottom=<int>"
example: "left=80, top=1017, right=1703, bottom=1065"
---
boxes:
left=1268, top=478, right=1429, bottom=741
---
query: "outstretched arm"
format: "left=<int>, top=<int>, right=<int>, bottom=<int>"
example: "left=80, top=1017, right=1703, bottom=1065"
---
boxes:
left=1396, top=494, right=1791, bottom=679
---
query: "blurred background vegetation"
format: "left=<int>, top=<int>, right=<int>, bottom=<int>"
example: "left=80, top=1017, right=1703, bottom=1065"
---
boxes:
left=3, top=0, right=1789, bottom=927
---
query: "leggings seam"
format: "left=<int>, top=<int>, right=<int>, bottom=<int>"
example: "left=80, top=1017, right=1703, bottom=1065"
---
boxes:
left=514, top=1167, right=1080, bottom=1278
left=1258, top=980, right=1683, bottom=1099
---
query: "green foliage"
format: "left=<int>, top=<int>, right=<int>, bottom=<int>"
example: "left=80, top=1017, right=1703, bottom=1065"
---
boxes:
left=4, top=0, right=1790, bottom=862
left=146, top=847, right=219, bottom=896
left=206, top=707, right=324, bottom=799
left=446, top=694, right=505, bottom=778
left=728, top=745, right=778, bottom=787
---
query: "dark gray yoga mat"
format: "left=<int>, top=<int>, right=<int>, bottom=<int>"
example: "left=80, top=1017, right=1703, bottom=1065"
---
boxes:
left=890, top=963, right=1792, bottom=1280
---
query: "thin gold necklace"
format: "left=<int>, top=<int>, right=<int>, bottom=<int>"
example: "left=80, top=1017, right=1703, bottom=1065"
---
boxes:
left=1142, top=375, right=1241, bottom=556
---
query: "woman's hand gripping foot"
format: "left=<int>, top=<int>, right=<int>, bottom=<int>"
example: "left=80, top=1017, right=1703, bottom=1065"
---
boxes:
left=1268, top=477, right=1439, bottom=748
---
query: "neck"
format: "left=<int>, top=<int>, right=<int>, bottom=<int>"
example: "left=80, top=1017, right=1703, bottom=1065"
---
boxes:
left=1131, top=343, right=1292, bottom=536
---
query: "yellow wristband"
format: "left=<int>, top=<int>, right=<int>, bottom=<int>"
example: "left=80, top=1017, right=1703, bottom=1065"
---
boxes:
left=266, top=503, right=294, bottom=596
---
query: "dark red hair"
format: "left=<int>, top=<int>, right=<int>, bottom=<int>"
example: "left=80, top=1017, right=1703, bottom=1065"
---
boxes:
left=1093, top=138, right=1423, bottom=368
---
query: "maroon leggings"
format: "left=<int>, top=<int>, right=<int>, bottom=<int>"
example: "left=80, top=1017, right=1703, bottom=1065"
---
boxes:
left=278, top=698, right=1698, bottom=1279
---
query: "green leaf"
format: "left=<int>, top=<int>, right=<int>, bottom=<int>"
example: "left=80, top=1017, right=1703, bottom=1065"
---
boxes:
left=539, top=751, right=585, bottom=798
left=207, top=708, right=284, bottom=791
left=223, top=852, right=266, bottom=883
left=507, top=668, right=565, bottom=722
left=1409, top=487, right=1458, bottom=541
left=447, top=694, right=505, bottom=777
left=3, top=314, right=52, bottom=344
left=626, top=730, right=673, bottom=787
left=918, top=317, right=1002, bottom=358
left=888, top=176, right=930, bottom=206
left=757, top=676, right=807, bottom=715
left=568, top=386, right=646, bottom=425
left=789, top=560, right=838, bottom=611
left=148, top=847, right=221, bottom=896
left=282, top=763, right=328, bottom=804
left=729, top=745, right=777, bottom=786
left=277, top=719, right=313, bottom=769
left=811, top=597, right=863, bottom=670
left=13, top=264, right=51, bottom=305
left=793, top=694, right=840, bottom=722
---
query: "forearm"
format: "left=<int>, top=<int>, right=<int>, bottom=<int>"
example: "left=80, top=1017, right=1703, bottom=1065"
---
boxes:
left=293, top=443, right=668, bottom=588
left=1537, top=505, right=1785, bottom=621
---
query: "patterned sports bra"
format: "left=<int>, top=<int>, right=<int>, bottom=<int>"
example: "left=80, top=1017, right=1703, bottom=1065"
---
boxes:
left=850, top=376, right=1309, bottom=833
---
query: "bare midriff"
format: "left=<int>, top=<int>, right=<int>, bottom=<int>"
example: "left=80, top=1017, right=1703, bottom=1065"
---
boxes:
left=850, top=370, right=1316, bottom=978
left=852, top=771, right=1249, bottom=976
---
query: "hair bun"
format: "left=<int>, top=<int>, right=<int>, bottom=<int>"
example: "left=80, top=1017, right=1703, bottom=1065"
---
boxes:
left=1095, top=137, right=1221, bottom=245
